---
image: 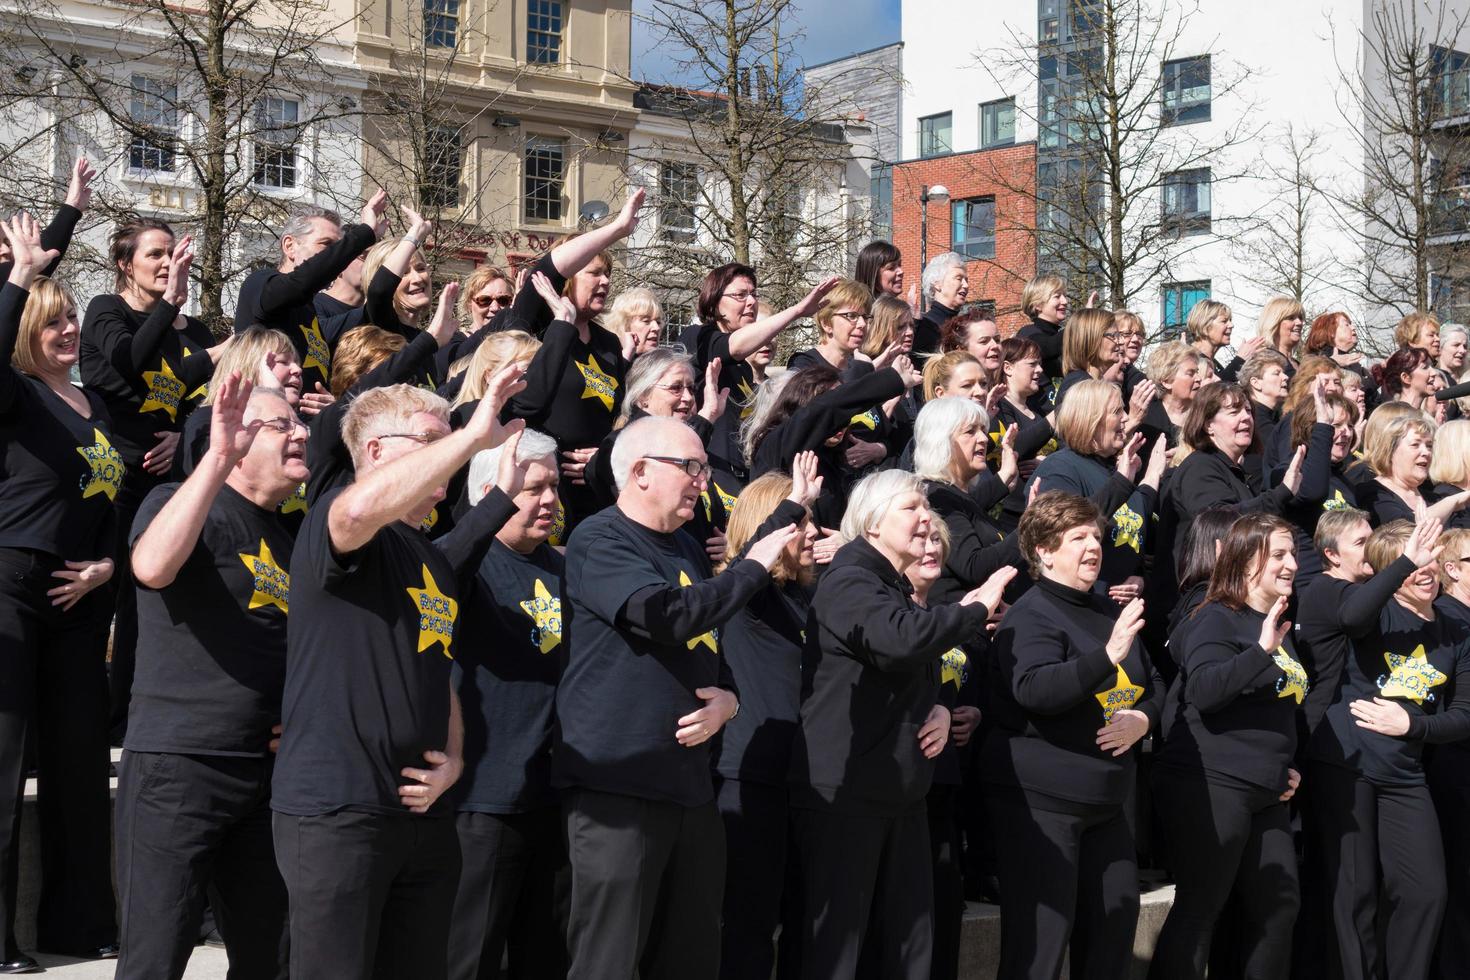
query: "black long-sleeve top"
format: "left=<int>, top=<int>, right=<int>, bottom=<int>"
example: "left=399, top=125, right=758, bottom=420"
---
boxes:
left=751, top=366, right=905, bottom=529
left=787, top=536, right=990, bottom=815
left=0, top=205, right=79, bottom=283
left=980, top=576, right=1164, bottom=807
left=503, top=318, right=624, bottom=453
left=1156, top=602, right=1308, bottom=792
left=1029, top=448, right=1155, bottom=589
left=0, top=282, right=119, bottom=559
left=992, top=397, right=1056, bottom=529
left=1017, top=316, right=1064, bottom=406
left=1353, top=478, right=1456, bottom=528
left=440, top=252, right=564, bottom=384
left=678, top=320, right=758, bottom=478
left=925, top=480, right=1023, bottom=606
left=1135, top=397, right=1181, bottom=465
left=916, top=300, right=957, bottom=361
left=79, top=294, right=214, bottom=466
left=233, top=222, right=377, bottom=392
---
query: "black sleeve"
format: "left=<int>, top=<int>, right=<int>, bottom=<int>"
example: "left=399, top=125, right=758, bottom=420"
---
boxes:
left=942, top=510, right=1020, bottom=590
left=1337, top=556, right=1417, bottom=637
left=734, top=500, right=808, bottom=562
left=616, top=559, right=770, bottom=645
left=0, top=282, right=27, bottom=412
left=252, top=223, right=376, bottom=318
left=1408, top=645, right=1470, bottom=743
left=1292, top=423, right=1334, bottom=504
left=969, top=470, right=1009, bottom=512
left=505, top=319, right=579, bottom=424
left=819, top=566, right=991, bottom=672
left=365, top=266, right=403, bottom=332
left=350, top=330, right=439, bottom=397
left=1180, top=632, right=1280, bottom=713
left=495, top=254, right=563, bottom=339
left=1011, top=415, right=1055, bottom=459
left=767, top=368, right=906, bottom=461
left=998, top=613, right=1118, bottom=715
left=1218, top=354, right=1246, bottom=384
left=431, top=487, right=518, bottom=584
left=15, top=204, right=83, bottom=279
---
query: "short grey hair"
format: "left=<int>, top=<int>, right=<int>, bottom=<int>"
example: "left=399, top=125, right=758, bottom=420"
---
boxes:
left=610, top=415, right=695, bottom=492
left=280, top=206, right=342, bottom=251
left=621, top=345, right=694, bottom=421
left=466, top=429, right=558, bottom=505
left=840, top=469, right=927, bottom=543
left=1444, top=324, right=1468, bottom=346
left=912, top=396, right=988, bottom=483
left=340, top=383, right=449, bottom=471
left=921, top=252, right=964, bottom=301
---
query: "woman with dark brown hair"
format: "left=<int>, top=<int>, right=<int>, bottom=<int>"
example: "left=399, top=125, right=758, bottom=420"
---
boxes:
left=854, top=239, right=905, bottom=301
left=1370, top=346, right=1438, bottom=412
left=940, top=310, right=1003, bottom=386
left=1150, top=514, right=1306, bottom=980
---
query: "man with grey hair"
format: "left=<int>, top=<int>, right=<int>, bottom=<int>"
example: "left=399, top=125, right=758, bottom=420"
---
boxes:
left=555, top=415, right=799, bottom=979
left=447, top=427, right=569, bottom=979
left=234, top=190, right=388, bottom=408
left=271, top=369, right=525, bottom=980
left=918, top=251, right=969, bottom=359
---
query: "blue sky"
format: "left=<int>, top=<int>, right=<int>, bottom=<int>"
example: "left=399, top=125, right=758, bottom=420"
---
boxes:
left=630, top=0, right=902, bottom=83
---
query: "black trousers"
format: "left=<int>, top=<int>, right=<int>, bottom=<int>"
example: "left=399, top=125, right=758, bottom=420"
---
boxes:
left=108, top=466, right=163, bottom=741
left=115, top=751, right=287, bottom=980
left=562, top=788, right=724, bottom=980
left=1308, top=761, right=1446, bottom=980
left=1429, top=760, right=1470, bottom=980
left=792, top=803, right=933, bottom=980
left=273, top=809, right=461, bottom=980
left=715, top=776, right=791, bottom=980
left=986, top=785, right=1138, bottom=980
left=927, top=784, right=964, bottom=980
left=1149, top=767, right=1299, bottom=980
left=0, top=547, right=115, bottom=959
left=448, top=807, right=568, bottom=980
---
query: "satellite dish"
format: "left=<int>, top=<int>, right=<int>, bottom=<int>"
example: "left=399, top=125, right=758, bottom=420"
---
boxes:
left=579, top=201, right=611, bottom=223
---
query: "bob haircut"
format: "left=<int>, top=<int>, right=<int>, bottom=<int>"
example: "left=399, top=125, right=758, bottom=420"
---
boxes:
left=620, top=345, right=695, bottom=422
left=696, top=262, right=758, bottom=327
left=458, top=265, right=513, bottom=323
left=854, top=240, right=902, bottom=297
left=1290, top=391, right=1357, bottom=450
left=922, top=350, right=981, bottom=401
left=840, top=468, right=927, bottom=544
left=1185, top=299, right=1231, bottom=344
left=12, top=277, right=76, bottom=378
left=1366, top=519, right=1416, bottom=574
left=1364, top=413, right=1436, bottom=479
left=1180, top=382, right=1251, bottom=452
left=1003, top=335, right=1042, bottom=366
left=1203, top=513, right=1297, bottom=610
left=921, top=252, right=966, bottom=302
left=1176, top=505, right=1243, bottom=588
left=1258, top=296, right=1307, bottom=352
left=912, top=395, right=989, bottom=484
left=1430, top=418, right=1470, bottom=487
left=1018, top=490, right=1104, bottom=580
left=1061, top=308, right=1117, bottom=375
left=604, top=287, right=663, bottom=339
left=813, top=279, right=874, bottom=339
left=1114, top=309, right=1145, bottom=338
left=721, top=472, right=811, bottom=585
left=1304, top=311, right=1351, bottom=357
left=1021, top=274, right=1066, bottom=319
left=110, top=217, right=174, bottom=293
left=1394, top=311, right=1441, bottom=351
left=360, top=238, right=430, bottom=326
left=205, top=326, right=296, bottom=406
left=863, top=294, right=913, bottom=357
left=1315, top=507, right=1371, bottom=557
left=1237, top=349, right=1291, bottom=398
left=330, top=325, right=406, bottom=398
left=1054, top=379, right=1121, bottom=454
left=1438, top=527, right=1470, bottom=587
left=451, top=330, right=540, bottom=408
left=1145, top=341, right=1201, bottom=387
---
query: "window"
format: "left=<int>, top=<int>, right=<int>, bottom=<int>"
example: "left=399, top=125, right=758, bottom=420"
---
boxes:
left=420, top=126, right=462, bottom=208
left=658, top=161, right=698, bottom=242
left=424, top=0, right=459, bottom=47
left=980, top=98, right=1015, bottom=149
left=1161, top=280, right=1210, bottom=337
left=1161, top=167, right=1211, bottom=236
left=1431, top=45, right=1470, bottom=116
left=527, top=0, right=563, bottom=64
left=252, top=97, right=300, bottom=189
left=523, top=136, right=564, bottom=222
left=919, top=112, right=951, bottom=158
left=952, top=197, right=996, bottom=260
left=1433, top=274, right=1470, bottom=323
left=869, top=163, right=893, bottom=239
left=1161, top=56, right=1210, bottom=126
left=128, top=75, right=177, bottom=172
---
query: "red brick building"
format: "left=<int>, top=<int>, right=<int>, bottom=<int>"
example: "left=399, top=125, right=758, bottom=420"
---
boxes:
left=890, top=142, right=1037, bottom=336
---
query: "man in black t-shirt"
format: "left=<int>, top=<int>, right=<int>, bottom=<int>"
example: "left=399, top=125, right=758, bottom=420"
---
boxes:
left=117, top=376, right=307, bottom=980
left=271, top=370, right=525, bottom=980
left=556, top=416, right=798, bottom=979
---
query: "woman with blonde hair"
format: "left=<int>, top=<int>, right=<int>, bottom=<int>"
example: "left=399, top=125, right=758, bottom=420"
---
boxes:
left=1394, top=311, right=1442, bottom=359
left=1139, top=341, right=1203, bottom=454
left=450, top=330, right=540, bottom=413
left=1355, top=413, right=1470, bottom=527
left=787, top=278, right=874, bottom=378
left=1257, top=296, right=1308, bottom=374
left=1188, top=298, right=1263, bottom=383
left=603, top=287, right=663, bottom=355
left=1261, top=355, right=1344, bottom=483
left=1017, top=273, right=1070, bottom=398
left=172, top=326, right=301, bottom=478
left=1431, top=419, right=1470, bottom=509
left=863, top=293, right=920, bottom=456
left=1056, top=308, right=1122, bottom=407
left=922, top=350, right=988, bottom=404
left=458, top=263, right=515, bottom=332
left=361, top=207, right=434, bottom=344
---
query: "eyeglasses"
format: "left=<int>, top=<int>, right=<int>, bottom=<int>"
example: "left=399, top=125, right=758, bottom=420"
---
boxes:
left=376, top=431, right=448, bottom=445
left=471, top=293, right=513, bottom=309
left=832, top=311, right=870, bottom=324
left=642, top=455, right=712, bottom=481
left=1102, top=332, right=1122, bottom=342
left=257, top=416, right=308, bottom=435
left=653, top=382, right=698, bottom=395
left=722, top=289, right=758, bottom=303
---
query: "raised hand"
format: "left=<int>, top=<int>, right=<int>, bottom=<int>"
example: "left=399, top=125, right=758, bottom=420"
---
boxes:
left=208, top=371, right=261, bottom=465
left=1106, top=598, right=1146, bottom=664
left=1238, top=335, right=1268, bottom=361
left=1404, top=517, right=1445, bottom=567
left=494, top=429, right=527, bottom=500
left=787, top=450, right=823, bottom=508
left=1257, top=596, right=1292, bottom=653
left=1126, top=379, right=1156, bottom=430
left=873, top=340, right=905, bottom=371
left=612, top=187, right=648, bottom=238
left=65, top=156, right=96, bottom=211
left=361, top=188, right=390, bottom=237
left=298, top=381, right=334, bottom=417
left=1115, top=431, right=1145, bottom=482
left=1281, top=444, right=1308, bottom=496
left=997, top=424, right=1019, bottom=489
left=464, top=362, right=527, bottom=451
left=162, top=235, right=195, bottom=308
left=793, top=276, right=843, bottom=319
left=891, top=354, right=922, bottom=389
left=530, top=270, right=576, bottom=323
left=428, top=281, right=461, bottom=348
left=1142, top=434, right=1170, bottom=487
left=745, top=522, right=801, bottom=571
left=962, top=565, right=1018, bottom=615
left=699, top=357, right=729, bottom=423
left=984, top=382, right=1008, bottom=418
left=400, top=203, right=432, bottom=244
left=4, top=212, right=59, bottom=284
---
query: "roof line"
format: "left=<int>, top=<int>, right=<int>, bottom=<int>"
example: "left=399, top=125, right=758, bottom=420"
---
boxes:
left=803, top=39, right=903, bottom=72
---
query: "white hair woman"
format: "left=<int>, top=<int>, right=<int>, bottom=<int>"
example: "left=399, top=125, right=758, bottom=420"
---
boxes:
left=917, top=252, right=968, bottom=358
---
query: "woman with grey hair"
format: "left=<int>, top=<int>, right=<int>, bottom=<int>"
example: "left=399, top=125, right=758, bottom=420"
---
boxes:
left=918, top=252, right=968, bottom=359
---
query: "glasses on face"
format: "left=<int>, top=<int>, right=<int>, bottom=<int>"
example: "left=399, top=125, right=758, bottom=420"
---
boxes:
left=471, top=293, right=513, bottom=309
left=256, top=417, right=308, bottom=435
left=832, top=311, right=870, bottom=325
left=1102, top=331, right=1122, bottom=342
left=642, top=455, right=712, bottom=481
left=654, top=382, right=697, bottom=395
left=722, top=289, right=759, bottom=303
left=376, top=431, right=448, bottom=446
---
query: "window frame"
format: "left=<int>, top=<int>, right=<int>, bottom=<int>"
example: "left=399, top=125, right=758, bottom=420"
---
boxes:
left=1160, top=167, right=1212, bottom=237
left=420, top=125, right=464, bottom=209
left=251, top=95, right=301, bottom=190
left=1161, top=55, right=1211, bottom=126
left=951, top=196, right=997, bottom=261
left=869, top=162, right=893, bottom=239
left=918, top=112, right=952, bottom=158
left=127, top=74, right=179, bottom=174
left=527, top=0, right=564, bottom=65
left=1161, top=280, right=1211, bottom=337
left=657, top=160, right=699, bottom=243
left=523, top=135, right=565, bottom=223
left=980, top=97, right=1016, bottom=149
left=424, top=0, right=460, bottom=48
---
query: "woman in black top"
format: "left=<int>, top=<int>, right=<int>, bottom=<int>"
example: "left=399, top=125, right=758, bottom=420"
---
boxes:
left=79, top=217, right=215, bottom=741
left=939, top=310, right=1004, bottom=387
left=360, top=206, right=434, bottom=345
left=788, top=468, right=1012, bottom=980
left=1150, top=514, right=1307, bottom=980
left=854, top=239, right=905, bottom=302
left=1371, top=346, right=1438, bottom=416
left=1137, top=340, right=1201, bottom=457
left=1185, top=298, right=1263, bottom=384
left=0, top=215, right=120, bottom=969
left=1354, top=412, right=1470, bottom=527
left=1055, top=308, right=1125, bottom=410
left=712, top=459, right=820, bottom=980
left=786, top=278, right=874, bottom=379
left=1016, top=273, right=1070, bottom=402
left=861, top=294, right=920, bottom=457
left=916, top=253, right=967, bottom=359
left=992, top=336, right=1056, bottom=530
left=981, top=491, right=1163, bottom=980
left=1277, top=391, right=1361, bottom=585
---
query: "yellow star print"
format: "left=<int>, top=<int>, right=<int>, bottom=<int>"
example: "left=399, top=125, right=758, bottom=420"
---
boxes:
left=1380, top=644, right=1447, bottom=704
left=1096, top=664, right=1144, bottom=723
left=420, top=505, right=440, bottom=533
left=300, top=318, right=331, bottom=380
left=407, top=565, right=458, bottom=658
left=1111, top=502, right=1144, bottom=554
left=279, top=482, right=307, bottom=516
left=1273, top=647, right=1309, bottom=703
left=180, top=345, right=209, bottom=402
left=547, top=499, right=567, bottom=547
left=1323, top=489, right=1351, bottom=512
left=987, top=421, right=1007, bottom=462
left=678, top=570, right=717, bottom=653
left=713, top=481, right=739, bottom=515
left=238, top=539, right=290, bottom=614
left=518, top=578, right=563, bottom=654
left=76, top=428, right=124, bottom=500
left=849, top=408, right=880, bottom=430
left=737, top=377, right=756, bottom=419
left=941, top=647, right=968, bottom=690
left=139, top=358, right=186, bottom=420
left=575, top=355, right=618, bottom=412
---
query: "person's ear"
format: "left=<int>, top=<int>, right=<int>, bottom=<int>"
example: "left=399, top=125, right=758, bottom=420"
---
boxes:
left=1213, top=539, right=1224, bottom=559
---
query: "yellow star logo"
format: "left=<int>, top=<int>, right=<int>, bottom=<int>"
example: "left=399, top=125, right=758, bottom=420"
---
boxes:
left=76, top=428, right=123, bottom=500
left=700, top=489, right=713, bottom=522
left=1380, top=644, right=1447, bottom=704
left=737, top=377, right=756, bottom=419
left=420, top=505, right=440, bottom=533
left=518, top=578, right=562, bottom=654
left=238, top=539, right=290, bottom=614
left=279, top=482, right=307, bottom=516
left=849, top=408, right=880, bottom=430
left=181, top=345, right=209, bottom=402
left=1273, top=647, right=1308, bottom=703
left=139, top=358, right=186, bottom=421
left=678, top=570, right=717, bottom=653
left=1111, top=502, right=1144, bottom=554
left=941, top=647, right=968, bottom=690
left=575, top=355, right=618, bottom=412
left=1095, top=664, right=1144, bottom=723
left=547, top=499, right=567, bottom=547
left=300, top=318, right=331, bottom=380
left=407, top=565, right=457, bottom=658
left=1323, top=489, right=1350, bottom=512
left=713, top=481, right=739, bottom=515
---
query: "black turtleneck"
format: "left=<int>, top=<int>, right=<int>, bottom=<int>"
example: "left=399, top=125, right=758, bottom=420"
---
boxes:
left=916, top=300, right=957, bottom=359
left=1017, top=316, right=1064, bottom=402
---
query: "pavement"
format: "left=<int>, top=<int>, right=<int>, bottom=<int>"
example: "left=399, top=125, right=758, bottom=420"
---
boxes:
left=25, top=948, right=229, bottom=978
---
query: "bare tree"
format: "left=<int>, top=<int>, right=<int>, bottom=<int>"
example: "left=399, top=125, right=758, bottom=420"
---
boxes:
left=976, top=0, right=1262, bottom=316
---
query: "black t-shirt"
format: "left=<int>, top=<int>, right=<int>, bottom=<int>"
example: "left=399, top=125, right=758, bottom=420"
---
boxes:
left=175, top=406, right=308, bottom=535
left=454, top=540, right=565, bottom=814
left=272, top=485, right=462, bottom=815
left=126, top=483, right=295, bottom=756
left=679, top=322, right=756, bottom=477
left=506, top=318, right=625, bottom=451
left=79, top=294, right=214, bottom=466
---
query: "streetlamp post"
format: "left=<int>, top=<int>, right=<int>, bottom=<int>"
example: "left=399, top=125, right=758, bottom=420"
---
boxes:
left=919, top=183, right=950, bottom=314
